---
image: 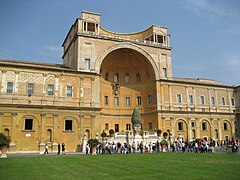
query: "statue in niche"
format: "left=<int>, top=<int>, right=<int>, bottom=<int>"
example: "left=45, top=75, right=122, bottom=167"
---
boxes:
left=111, top=83, right=120, bottom=95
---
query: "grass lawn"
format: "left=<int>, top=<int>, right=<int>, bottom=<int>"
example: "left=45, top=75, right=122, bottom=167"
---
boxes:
left=0, top=153, right=239, bottom=180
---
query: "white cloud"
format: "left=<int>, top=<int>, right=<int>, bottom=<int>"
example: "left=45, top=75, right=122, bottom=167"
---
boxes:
left=45, top=45, right=62, bottom=53
left=183, top=0, right=240, bottom=22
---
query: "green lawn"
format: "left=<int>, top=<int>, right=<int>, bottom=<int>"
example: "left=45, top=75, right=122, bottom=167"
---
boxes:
left=0, top=153, right=239, bottom=180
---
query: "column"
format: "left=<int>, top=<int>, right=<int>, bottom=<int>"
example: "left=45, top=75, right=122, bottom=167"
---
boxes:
left=52, top=113, right=59, bottom=152
left=91, top=115, right=96, bottom=138
left=54, top=74, right=60, bottom=106
left=0, top=113, right=4, bottom=132
left=40, top=113, right=46, bottom=152
left=217, top=118, right=222, bottom=140
left=208, top=88, right=211, bottom=112
left=10, top=112, right=18, bottom=151
left=79, top=114, right=85, bottom=142
left=195, top=118, right=200, bottom=139
left=1, top=70, right=7, bottom=93
left=187, top=118, right=191, bottom=141
left=169, top=85, right=172, bottom=110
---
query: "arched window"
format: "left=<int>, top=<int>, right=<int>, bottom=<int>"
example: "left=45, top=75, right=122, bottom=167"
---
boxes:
left=4, top=128, right=9, bottom=138
left=124, top=73, right=130, bottom=83
left=192, top=129, right=196, bottom=139
left=47, top=129, right=52, bottom=143
left=215, top=129, right=218, bottom=139
left=85, top=129, right=90, bottom=139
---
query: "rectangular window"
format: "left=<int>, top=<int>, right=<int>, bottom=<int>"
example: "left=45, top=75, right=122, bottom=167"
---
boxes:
left=115, top=124, right=119, bottom=132
left=200, top=96, right=205, bottom=105
left=48, top=85, right=54, bottom=96
left=27, top=83, right=34, bottom=95
left=125, top=74, right=130, bottom=83
left=104, top=96, right=108, bottom=105
left=146, top=71, right=151, bottom=80
left=65, top=120, right=72, bottom=131
left=202, top=122, right=207, bottom=131
left=149, top=122, right=153, bottom=130
left=178, top=122, right=183, bottom=131
left=105, top=123, right=109, bottom=130
left=137, top=96, right=142, bottom=106
left=223, top=122, right=228, bottom=130
left=222, top=97, right=225, bottom=105
left=211, top=97, right=215, bottom=105
left=114, top=74, right=119, bottom=83
left=136, top=73, right=141, bottom=82
left=147, top=95, right=152, bottom=105
left=231, top=98, right=235, bottom=106
left=114, top=97, right=119, bottom=106
left=85, top=59, right=90, bottom=70
left=67, top=86, right=73, bottom=97
left=163, top=68, right=167, bottom=78
left=104, top=72, right=109, bottom=80
left=25, top=119, right=33, bottom=130
left=6, top=82, right=13, bottom=94
left=191, top=122, right=195, bottom=127
left=177, top=94, right=182, bottom=104
left=126, top=124, right=131, bottom=131
left=189, top=95, right=193, bottom=104
left=125, top=97, right=130, bottom=106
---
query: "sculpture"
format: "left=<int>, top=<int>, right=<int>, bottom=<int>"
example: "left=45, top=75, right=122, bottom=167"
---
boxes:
left=131, top=108, right=142, bottom=135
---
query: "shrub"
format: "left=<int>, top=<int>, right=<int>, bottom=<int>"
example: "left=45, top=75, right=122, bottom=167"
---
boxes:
left=109, top=129, right=115, bottom=134
left=0, top=133, right=10, bottom=147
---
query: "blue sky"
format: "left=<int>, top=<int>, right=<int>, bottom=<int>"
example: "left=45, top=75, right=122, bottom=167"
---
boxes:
left=0, top=0, right=239, bottom=86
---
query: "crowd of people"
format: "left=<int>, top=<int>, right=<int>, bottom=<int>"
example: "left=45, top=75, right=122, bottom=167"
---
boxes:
left=86, top=138, right=239, bottom=155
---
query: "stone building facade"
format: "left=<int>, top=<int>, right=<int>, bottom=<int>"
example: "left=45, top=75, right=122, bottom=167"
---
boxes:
left=0, top=11, right=238, bottom=152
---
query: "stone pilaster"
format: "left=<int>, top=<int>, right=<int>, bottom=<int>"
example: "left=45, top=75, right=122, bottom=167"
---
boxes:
left=10, top=112, right=18, bottom=151
left=52, top=113, right=59, bottom=152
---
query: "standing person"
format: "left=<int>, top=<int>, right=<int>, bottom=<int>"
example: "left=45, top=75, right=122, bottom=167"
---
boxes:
left=140, top=142, right=143, bottom=154
left=57, top=144, right=61, bottom=155
left=44, top=144, right=49, bottom=154
left=132, top=142, right=136, bottom=154
left=62, top=143, right=65, bottom=155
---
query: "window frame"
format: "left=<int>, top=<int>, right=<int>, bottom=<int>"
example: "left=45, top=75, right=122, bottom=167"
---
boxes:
left=189, top=95, right=194, bottom=104
left=114, top=97, right=119, bottom=106
left=27, top=83, right=34, bottom=95
left=202, top=121, right=207, bottom=131
left=163, top=68, right=167, bottom=78
left=125, top=97, right=131, bottom=106
left=178, top=122, right=183, bottom=131
left=6, top=81, right=14, bottom=94
left=25, top=119, right=33, bottom=131
left=47, top=84, right=54, bottom=96
left=104, top=96, right=109, bottom=105
left=200, top=96, right=205, bottom=105
left=124, top=73, right=130, bottom=83
left=177, top=94, right=182, bottom=104
left=66, top=86, right=73, bottom=97
left=114, top=73, right=119, bottom=83
left=85, top=58, right=91, bottom=70
left=65, top=120, right=73, bottom=131
left=137, top=96, right=142, bottom=106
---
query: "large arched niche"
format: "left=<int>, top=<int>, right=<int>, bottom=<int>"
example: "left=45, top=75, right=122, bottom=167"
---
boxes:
left=99, top=44, right=158, bottom=119
left=95, top=43, right=160, bottom=80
